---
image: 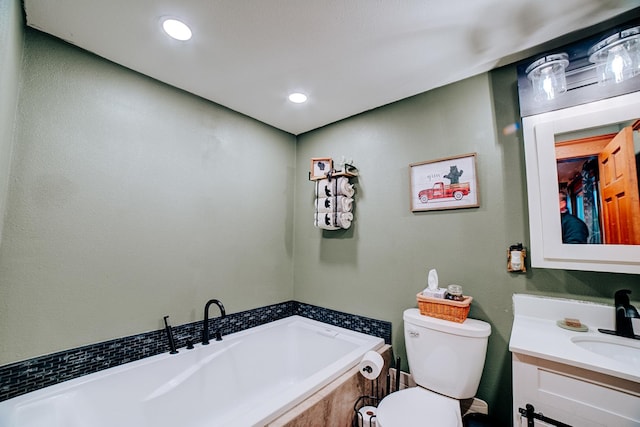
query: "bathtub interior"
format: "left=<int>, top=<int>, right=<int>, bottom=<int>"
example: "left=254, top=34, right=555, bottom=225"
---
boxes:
left=0, top=316, right=384, bottom=427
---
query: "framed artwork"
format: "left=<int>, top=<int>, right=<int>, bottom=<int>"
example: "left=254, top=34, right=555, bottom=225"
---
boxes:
left=310, top=157, right=332, bottom=180
left=409, top=153, right=479, bottom=212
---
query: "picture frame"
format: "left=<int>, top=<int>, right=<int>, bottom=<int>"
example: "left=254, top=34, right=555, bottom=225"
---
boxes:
left=409, top=153, right=479, bottom=212
left=310, top=157, right=333, bottom=180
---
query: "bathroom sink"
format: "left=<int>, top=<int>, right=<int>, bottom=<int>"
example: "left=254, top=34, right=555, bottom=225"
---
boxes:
left=571, top=335, right=640, bottom=367
left=511, top=294, right=640, bottom=383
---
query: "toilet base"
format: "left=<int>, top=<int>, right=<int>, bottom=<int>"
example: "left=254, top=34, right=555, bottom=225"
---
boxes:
left=376, top=387, right=463, bottom=427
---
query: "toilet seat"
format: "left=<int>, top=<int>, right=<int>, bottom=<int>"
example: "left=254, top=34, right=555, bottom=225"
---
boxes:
left=376, top=387, right=462, bottom=427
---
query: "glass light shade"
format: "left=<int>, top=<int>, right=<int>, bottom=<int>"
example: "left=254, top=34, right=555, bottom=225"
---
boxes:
left=588, top=26, right=640, bottom=85
left=606, top=45, right=633, bottom=83
left=624, top=29, right=640, bottom=77
left=525, top=53, right=569, bottom=102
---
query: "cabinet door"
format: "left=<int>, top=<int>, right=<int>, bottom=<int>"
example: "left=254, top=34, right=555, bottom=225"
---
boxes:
left=512, top=353, right=640, bottom=427
left=599, top=126, right=640, bottom=244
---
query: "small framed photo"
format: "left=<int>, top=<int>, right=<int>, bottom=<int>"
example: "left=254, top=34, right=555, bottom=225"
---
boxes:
left=409, top=153, right=479, bottom=212
left=310, top=157, right=333, bottom=180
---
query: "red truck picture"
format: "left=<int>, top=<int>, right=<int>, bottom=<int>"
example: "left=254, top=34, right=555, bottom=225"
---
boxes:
left=418, top=182, right=470, bottom=202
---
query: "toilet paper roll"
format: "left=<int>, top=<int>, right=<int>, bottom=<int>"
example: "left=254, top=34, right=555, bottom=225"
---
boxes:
left=358, top=350, right=384, bottom=380
left=358, top=405, right=377, bottom=427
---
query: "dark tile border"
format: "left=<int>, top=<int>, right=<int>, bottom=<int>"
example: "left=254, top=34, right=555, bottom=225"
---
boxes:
left=0, top=301, right=391, bottom=402
left=295, top=302, right=392, bottom=345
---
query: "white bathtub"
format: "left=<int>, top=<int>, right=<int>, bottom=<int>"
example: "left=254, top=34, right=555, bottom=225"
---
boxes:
left=0, top=315, right=384, bottom=427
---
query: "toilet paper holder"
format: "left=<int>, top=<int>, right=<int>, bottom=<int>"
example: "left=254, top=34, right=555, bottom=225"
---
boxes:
left=353, top=355, right=400, bottom=427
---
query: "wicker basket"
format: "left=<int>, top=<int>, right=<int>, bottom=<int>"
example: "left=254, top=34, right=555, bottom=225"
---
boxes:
left=416, top=292, right=472, bottom=323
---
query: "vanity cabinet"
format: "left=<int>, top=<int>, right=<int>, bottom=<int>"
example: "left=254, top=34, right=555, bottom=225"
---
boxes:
left=510, top=294, right=640, bottom=427
left=512, top=352, right=640, bottom=426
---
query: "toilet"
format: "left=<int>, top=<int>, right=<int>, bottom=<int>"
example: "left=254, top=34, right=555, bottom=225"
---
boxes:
left=376, top=308, right=491, bottom=426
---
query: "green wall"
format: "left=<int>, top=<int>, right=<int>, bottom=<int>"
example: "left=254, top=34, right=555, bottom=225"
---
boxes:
left=0, top=28, right=296, bottom=365
left=0, top=0, right=22, bottom=246
left=293, top=67, right=639, bottom=423
left=2, top=5, right=640, bottom=426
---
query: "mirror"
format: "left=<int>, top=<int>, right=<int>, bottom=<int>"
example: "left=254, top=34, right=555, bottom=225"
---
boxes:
left=555, top=120, right=640, bottom=245
left=523, top=91, right=640, bottom=274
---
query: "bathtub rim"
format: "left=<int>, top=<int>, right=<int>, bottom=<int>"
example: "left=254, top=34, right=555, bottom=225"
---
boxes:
left=0, top=314, right=385, bottom=427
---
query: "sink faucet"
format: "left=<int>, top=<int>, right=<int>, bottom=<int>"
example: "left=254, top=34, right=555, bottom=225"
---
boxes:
left=614, top=289, right=640, bottom=339
left=202, top=299, right=226, bottom=345
left=599, top=289, right=639, bottom=339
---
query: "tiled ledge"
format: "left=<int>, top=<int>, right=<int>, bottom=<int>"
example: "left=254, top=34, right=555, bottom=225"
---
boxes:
left=0, top=301, right=391, bottom=402
left=295, top=302, right=391, bottom=344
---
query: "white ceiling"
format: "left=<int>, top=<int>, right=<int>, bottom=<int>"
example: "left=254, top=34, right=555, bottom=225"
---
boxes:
left=22, top=1, right=640, bottom=135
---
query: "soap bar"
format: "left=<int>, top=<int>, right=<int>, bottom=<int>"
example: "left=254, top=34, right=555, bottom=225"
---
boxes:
left=556, top=319, right=588, bottom=332
left=564, top=318, right=582, bottom=328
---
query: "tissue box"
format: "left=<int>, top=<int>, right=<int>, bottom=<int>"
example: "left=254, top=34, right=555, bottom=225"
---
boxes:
left=416, top=293, right=472, bottom=323
left=422, top=287, right=446, bottom=299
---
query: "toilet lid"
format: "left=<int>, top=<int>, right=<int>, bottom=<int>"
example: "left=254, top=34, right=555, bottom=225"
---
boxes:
left=376, top=387, right=462, bottom=427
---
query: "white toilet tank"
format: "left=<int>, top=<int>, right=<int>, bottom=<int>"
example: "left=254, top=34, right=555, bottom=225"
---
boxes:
left=403, top=308, right=491, bottom=399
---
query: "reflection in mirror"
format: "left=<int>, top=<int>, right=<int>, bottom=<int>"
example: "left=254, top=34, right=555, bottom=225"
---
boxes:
left=555, top=121, right=640, bottom=245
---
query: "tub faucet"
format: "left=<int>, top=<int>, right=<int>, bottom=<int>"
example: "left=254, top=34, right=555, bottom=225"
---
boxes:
left=599, top=289, right=640, bottom=339
left=202, top=299, right=226, bottom=345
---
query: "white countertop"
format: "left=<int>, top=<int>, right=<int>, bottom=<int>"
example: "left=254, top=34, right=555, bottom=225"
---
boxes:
left=509, top=294, right=640, bottom=384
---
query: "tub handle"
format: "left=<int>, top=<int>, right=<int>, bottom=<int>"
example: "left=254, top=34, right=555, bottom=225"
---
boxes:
left=163, top=316, right=179, bottom=354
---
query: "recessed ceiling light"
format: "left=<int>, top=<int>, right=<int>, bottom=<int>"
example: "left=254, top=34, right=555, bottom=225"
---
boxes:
left=288, top=93, right=308, bottom=103
left=162, top=18, right=192, bottom=41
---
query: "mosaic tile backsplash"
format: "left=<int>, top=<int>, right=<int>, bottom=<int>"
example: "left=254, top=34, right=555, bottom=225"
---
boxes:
left=0, top=301, right=391, bottom=402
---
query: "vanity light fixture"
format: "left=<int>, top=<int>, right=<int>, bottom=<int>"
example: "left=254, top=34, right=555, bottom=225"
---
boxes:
left=162, top=18, right=192, bottom=41
left=588, top=26, right=640, bottom=85
left=525, top=53, right=569, bottom=102
left=288, top=92, right=308, bottom=103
